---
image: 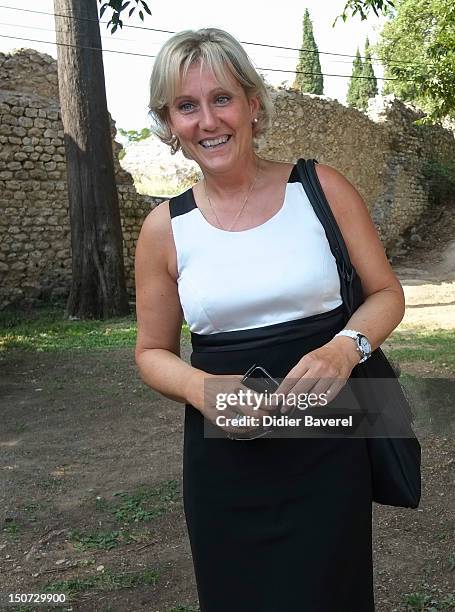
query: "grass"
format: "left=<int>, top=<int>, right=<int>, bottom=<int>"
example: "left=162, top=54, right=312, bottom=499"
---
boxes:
left=2, top=303, right=453, bottom=362
left=449, top=552, right=455, bottom=572
left=68, top=527, right=155, bottom=551
left=402, top=588, right=455, bottom=610
left=66, top=481, right=180, bottom=553
left=68, top=529, right=126, bottom=551
left=168, top=606, right=200, bottom=612
left=44, top=567, right=159, bottom=600
left=0, top=304, right=191, bottom=351
left=386, top=329, right=455, bottom=370
left=2, top=522, right=20, bottom=536
left=3, top=304, right=451, bottom=361
left=14, top=421, right=27, bottom=433
left=110, top=480, right=181, bottom=524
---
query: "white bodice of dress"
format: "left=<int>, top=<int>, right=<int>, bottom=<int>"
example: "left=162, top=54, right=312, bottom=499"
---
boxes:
left=170, top=177, right=343, bottom=335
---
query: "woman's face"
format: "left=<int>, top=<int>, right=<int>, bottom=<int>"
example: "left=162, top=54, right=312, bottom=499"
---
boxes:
left=167, top=61, right=260, bottom=175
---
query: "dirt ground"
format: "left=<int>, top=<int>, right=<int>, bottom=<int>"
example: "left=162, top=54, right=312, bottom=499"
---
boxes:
left=393, top=199, right=455, bottom=331
left=1, top=343, right=454, bottom=612
left=1, top=218, right=454, bottom=611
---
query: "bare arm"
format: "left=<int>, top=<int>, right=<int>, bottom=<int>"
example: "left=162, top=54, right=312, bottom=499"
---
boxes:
left=135, top=202, right=277, bottom=426
left=315, top=163, right=405, bottom=363
left=277, top=163, right=406, bottom=401
left=134, top=201, right=206, bottom=406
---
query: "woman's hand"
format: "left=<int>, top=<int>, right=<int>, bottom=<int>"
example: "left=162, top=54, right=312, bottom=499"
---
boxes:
left=186, top=372, right=280, bottom=435
left=275, top=336, right=361, bottom=414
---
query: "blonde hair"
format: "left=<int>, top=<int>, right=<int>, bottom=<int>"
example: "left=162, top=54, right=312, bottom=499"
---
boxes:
left=148, top=28, right=274, bottom=154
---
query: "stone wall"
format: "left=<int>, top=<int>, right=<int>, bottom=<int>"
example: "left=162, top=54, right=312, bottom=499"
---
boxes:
left=0, top=49, right=160, bottom=310
left=258, top=90, right=455, bottom=249
left=1, top=49, right=454, bottom=310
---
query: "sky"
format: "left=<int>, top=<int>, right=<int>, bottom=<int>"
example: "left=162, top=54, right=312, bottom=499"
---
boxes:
left=0, top=1, right=387, bottom=132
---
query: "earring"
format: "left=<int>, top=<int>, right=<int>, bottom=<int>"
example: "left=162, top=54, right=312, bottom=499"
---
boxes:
left=253, top=118, right=258, bottom=124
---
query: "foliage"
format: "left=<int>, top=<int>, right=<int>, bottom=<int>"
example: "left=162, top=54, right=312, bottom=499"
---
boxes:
left=374, top=0, right=455, bottom=122
left=118, top=127, right=152, bottom=160
left=422, top=158, right=455, bottom=206
left=98, top=0, right=152, bottom=34
left=293, top=9, right=324, bottom=95
left=346, top=48, right=363, bottom=108
left=118, top=127, right=152, bottom=144
left=335, top=0, right=395, bottom=24
left=347, top=40, right=377, bottom=110
left=361, top=38, right=378, bottom=102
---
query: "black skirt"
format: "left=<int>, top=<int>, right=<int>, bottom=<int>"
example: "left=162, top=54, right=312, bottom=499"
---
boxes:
left=183, top=305, right=374, bottom=612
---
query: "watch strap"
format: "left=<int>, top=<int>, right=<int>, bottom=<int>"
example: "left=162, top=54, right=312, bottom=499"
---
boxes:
left=334, top=329, right=371, bottom=363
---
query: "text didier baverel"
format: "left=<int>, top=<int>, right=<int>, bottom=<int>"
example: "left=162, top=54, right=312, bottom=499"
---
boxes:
left=216, top=415, right=354, bottom=428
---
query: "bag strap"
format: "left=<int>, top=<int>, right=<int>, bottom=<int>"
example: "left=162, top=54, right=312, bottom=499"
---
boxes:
left=296, top=158, right=361, bottom=317
left=296, top=158, right=355, bottom=284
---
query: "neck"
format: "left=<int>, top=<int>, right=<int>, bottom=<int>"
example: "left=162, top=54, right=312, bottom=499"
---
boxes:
left=203, top=154, right=260, bottom=201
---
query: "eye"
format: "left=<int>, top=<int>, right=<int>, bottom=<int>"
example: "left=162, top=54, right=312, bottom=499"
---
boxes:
left=178, top=102, right=195, bottom=112
left=216, top=95, right=230, bottom=105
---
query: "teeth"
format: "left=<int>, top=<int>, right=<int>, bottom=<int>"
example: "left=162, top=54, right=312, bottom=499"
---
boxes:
left=201, top=135, right=230, bottom=148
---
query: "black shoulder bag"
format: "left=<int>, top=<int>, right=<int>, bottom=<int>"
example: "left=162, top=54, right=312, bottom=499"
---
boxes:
left=296, top=158, right=422, bottom=509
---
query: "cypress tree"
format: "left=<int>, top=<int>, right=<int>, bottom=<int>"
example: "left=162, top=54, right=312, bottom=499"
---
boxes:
left=293, top=9, right=323, bottom=95
left=346, top=48, right=363, bottom=108
left=360, top=37, right=378, bottom=108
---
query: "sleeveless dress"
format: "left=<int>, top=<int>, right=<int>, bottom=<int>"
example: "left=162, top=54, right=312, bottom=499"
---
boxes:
left=169, top=165, right=375, bottom=612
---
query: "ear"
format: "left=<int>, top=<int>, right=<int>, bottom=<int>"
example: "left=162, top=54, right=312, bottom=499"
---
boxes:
left=249, top=94, right=261, bottom=121
left=165, top=110, right=175, bottom=134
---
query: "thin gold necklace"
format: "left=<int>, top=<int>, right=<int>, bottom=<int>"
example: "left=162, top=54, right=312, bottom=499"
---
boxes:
left=203, top=159, right=260, bottom=232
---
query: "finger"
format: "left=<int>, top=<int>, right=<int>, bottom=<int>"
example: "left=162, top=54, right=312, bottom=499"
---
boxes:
left=274, top=365, right=310, bottom=397
left=302, top=377, right=339, bottom=405
left=280, top=373, right=320, bottom=414
left=224, top=406, right=264, bottom=434
left=324, top=379, right=347, bottom=405
left=231, top=386, right=275, bottom=418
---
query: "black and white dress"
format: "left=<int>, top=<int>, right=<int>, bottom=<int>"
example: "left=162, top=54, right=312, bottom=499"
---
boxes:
left=169, top=164, right=375, bottom=612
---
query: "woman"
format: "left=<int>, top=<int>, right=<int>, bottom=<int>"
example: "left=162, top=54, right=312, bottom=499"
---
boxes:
left=135, top=28, right=405, bottom=611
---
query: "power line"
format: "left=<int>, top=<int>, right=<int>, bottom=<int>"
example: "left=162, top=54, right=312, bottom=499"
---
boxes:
left=0, top=3, right=432, bottom=69
left=0, top=33, right=156, bottom=59
left=0, top=20, right=408, bottom=70
left=0, top=34, right=418, bottom=82
left=0, top=21, right=134, bottom=42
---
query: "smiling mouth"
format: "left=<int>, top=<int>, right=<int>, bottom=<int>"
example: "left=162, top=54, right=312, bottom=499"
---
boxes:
left=199, top=135, right=231, bottom=149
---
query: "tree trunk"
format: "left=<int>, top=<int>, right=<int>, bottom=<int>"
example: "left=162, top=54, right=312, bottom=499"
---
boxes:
left=54, top=0, right=130, bottom=319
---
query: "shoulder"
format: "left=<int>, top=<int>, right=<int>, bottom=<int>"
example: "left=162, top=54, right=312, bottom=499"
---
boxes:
left=136, top=200, right=173, bottom=261
left=313, top=163, right=367, bottom=222
left=314, top=162, right=353, bottom=191
left=136, top=199, right=182, bottom=281
left=138, top=200, right=171, bottom=239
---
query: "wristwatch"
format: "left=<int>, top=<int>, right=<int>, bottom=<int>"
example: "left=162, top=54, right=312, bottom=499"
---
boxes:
left=334, top=329, right=372, bottom=363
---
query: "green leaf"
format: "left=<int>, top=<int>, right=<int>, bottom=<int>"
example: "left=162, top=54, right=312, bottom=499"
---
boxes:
left=141, top=0, right=152, bottom=15
left=139, top=9, right=144, bottom=20
left=128, top=6, right=135, bottom=16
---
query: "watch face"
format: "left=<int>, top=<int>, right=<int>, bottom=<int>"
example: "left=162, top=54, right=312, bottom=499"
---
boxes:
left=359, top=336, right=371, bottom=354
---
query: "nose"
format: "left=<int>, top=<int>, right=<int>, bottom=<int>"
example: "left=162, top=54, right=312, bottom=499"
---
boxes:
left=199, top=103, right=218, bottom=131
